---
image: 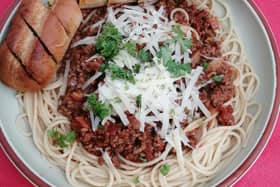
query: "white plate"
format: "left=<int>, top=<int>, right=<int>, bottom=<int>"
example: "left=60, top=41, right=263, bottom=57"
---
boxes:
left=0, top=0, right=279, bottom=186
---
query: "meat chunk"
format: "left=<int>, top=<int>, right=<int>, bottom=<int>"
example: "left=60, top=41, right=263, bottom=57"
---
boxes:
left=217, top=105, right=235, bottom=126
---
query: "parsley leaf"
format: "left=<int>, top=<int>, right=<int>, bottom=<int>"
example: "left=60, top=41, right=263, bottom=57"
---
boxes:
left=212, top=75, right=223, bottom=82
left=157, top=46, right=191, bottom=77
left=137, top=49, right=152, bottom=62
left=164, top=60, right=191, bottom=77
left=172, top=25, right=193, bottom=52
left=136, top=95, right=142, bottom=107
left=102, top=63, right=135, bottom=84
left=139, top=155, right=147, bottom=162
left=48, top=129, right=77, bottom=148
left=133, top=64, right=141, bottom=73
left=97, top=124, right=104, bottom=129
left=160, top=164, right=170, bottom=176
left=202, top=62, right=209, bottom=70
left=124, top=41, right=138, bottom=57
left=125, top=41, right=152, bottom=62
left=96, top=23, right=123, bottom=59
left=114, top=97, right=122, bottom=103
left=87, top=94, right=112, bottom=119
left=108, top=64, right=135, bottom=84
left=133, top=176, right=140, bottom=184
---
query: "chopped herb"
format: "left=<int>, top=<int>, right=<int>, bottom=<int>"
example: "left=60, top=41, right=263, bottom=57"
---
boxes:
left=96, top=23, right=123, bottom=59
left=136, top=95, right=142, bottom=107
left=139, top=155, right=147, bottom=162
left=102, top=63, right=135, bottom=84
left=165, top=60, right=192, bottom=77
left=99, top=63, right=107, bottom=73
left=97, top=124, right=104, bottom=129
left=172, top=25, right=193, bottom=52
left=157, top=46, right=191, bottom=77
left=133, top=176, right=140, bottom=184
left=125, top=41, right=138, bottom=57
left=160, top=164, right=170, bottom=176
left=48, top=129, right=76, bottom=148
left=125, top=41, right=152, bottom=62
left=157, top=46, right=171, bottom=64
left=137, top=49, right=152, bottom=62
left=87, top=94, right=112, bottom=119
left=114, top=97, right=122, bottom=103
left=133, top=64, right=141, bottom=73
left=212, top=75, right=223, bottom=82
left=202, top=62, right=209, bottom=70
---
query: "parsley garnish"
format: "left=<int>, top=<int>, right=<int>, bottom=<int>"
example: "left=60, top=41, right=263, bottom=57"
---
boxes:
left=48, top=129, right=76, bottom=148
left=125, top=41, right=152, bottom=62
left=101, top=63, right=136, bottom=84
left=87, top=94, right=112, bottom=119
left=133, top=64, right=141, bottom=73
left=133, top=176, right=140, bottom=184
left=172, top=25, right=193, bottom=52
left=137, top=49, right=152, bottom=62
left=125, top=41, right=138, bottom=57
left=157, top=46, right=191, bottom=77
left=96, top=23, right=123, bottom=59
left=202, top=62, right=209, bottom=70
left=114, top=97, right=122, bottom=103
left=136, top=95, right=142, bottom=107
left=97, top=124, right=104, bottom=129
left=160, top=164, right=170, bottom=176
left=139, top=155, right=147, bottom=162
left=212, top=75, right=223, bottom=82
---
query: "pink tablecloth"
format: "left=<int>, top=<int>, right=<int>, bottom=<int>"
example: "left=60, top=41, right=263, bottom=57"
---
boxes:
left=0, top=0, right=279, bottom=186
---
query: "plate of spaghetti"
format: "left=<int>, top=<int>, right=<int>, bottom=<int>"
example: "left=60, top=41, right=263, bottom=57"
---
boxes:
left=0, top=0, right=279, bottom=187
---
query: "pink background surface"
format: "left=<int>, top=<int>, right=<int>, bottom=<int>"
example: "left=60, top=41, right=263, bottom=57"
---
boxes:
left=0, top=0, right=279, bottom=186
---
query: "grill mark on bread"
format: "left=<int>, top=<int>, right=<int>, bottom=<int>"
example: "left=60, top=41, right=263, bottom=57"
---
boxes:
left=6, top=44, right=41, bottom=85
left=21, top=15, right=58, bottom=64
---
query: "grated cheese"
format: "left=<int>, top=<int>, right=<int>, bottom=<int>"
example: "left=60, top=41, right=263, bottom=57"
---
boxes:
left=71, top=36, right=97, bottom=48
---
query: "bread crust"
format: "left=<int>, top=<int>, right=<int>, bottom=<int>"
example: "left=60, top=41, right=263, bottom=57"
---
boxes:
left=51, top=0, right=83, bottom=39
left=0, top=0, right=82, bottom=91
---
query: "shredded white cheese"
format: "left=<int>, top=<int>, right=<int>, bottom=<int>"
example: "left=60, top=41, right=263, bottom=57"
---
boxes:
left=58, top=60, right=71, bottom=97
left=71, top=36, right=97, bottom=48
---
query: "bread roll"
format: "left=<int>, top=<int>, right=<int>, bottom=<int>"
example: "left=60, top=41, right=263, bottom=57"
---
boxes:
left=0, top=42, right=41, bottom=91
left=0, top=0, right=82, bottom=91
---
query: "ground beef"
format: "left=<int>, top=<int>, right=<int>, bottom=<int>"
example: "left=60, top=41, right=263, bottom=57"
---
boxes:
left=199, top=60, right=236, bottom=125
left=78, top=117, right=165, bottom=167
left=217, top=105, right=235, bottom=126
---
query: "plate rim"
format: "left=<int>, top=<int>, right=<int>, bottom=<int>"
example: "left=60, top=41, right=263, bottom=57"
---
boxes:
left=0, top=1, right=279, bottom=187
